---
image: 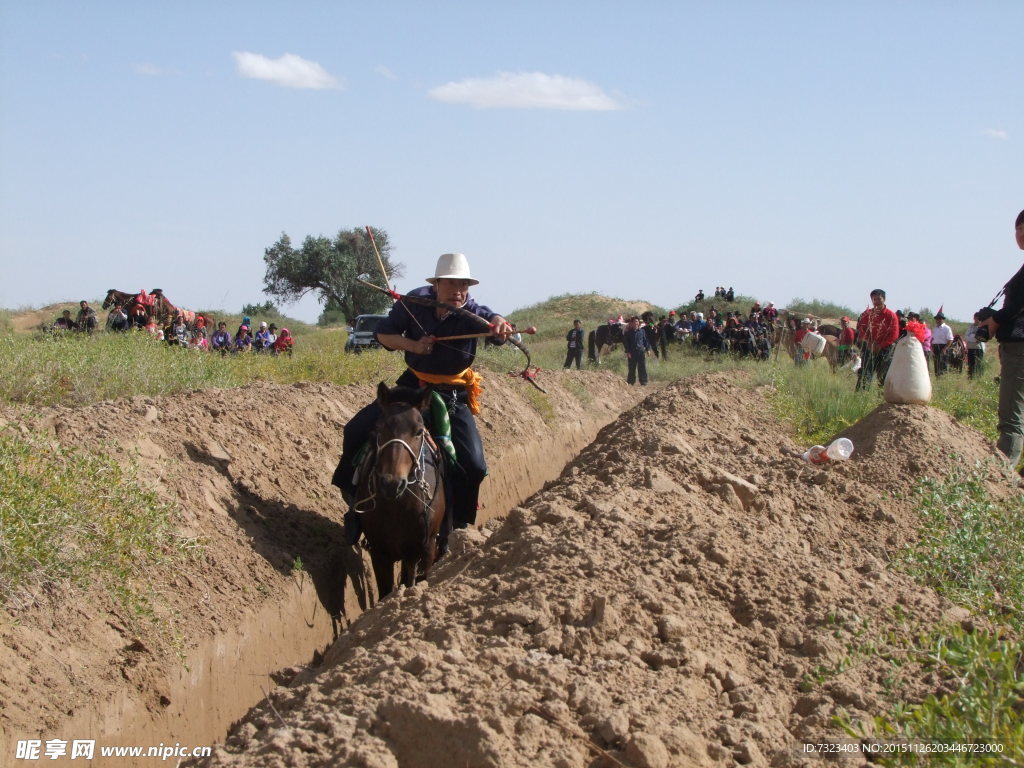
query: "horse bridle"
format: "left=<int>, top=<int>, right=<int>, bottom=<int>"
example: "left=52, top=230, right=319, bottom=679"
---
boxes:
left=374, top=428, right=429, bottom=500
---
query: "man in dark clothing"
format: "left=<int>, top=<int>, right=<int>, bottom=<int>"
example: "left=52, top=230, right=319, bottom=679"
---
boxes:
left=623, top=316, right=650, bottom=385
left=564, top=319, right=584, bottom=369
left=332, top=252, right=513, bottom=547
left=657, top=315, right=673, bottom=359
left=75, top=301, right=98, bottom=334
left=980, top=208, right=1024, bottom=467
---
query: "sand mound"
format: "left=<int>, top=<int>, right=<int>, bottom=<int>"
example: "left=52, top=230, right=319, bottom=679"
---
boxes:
left=191, top=374, right=1011, bottom=768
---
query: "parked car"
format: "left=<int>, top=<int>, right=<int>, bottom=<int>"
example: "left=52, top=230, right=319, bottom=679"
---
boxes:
left=344, top=314, right=388, bottom=353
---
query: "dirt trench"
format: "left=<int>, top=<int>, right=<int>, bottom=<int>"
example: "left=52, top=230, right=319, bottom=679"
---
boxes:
left=190, top=373, right=1014, bottom=768
left=0, top=369, right=644, bottom=766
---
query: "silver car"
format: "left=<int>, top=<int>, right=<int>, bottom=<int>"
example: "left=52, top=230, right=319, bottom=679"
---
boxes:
left=344, top=314, right=388, bottom=353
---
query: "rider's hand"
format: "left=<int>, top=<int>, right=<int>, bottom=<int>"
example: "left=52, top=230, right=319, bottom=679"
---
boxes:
left=490, top=315, right=513, bottom=340
left=414, top=336, right=435, bottom=355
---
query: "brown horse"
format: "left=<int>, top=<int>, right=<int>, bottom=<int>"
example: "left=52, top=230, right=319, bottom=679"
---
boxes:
left=354, top=383, right=446, bottom=598
left=102, top=289, right=142, bottom=312
left=149, top=288, right=179, bottom=326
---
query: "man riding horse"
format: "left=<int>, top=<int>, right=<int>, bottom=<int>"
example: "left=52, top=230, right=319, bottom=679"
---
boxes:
left=332, top=252, right=514, bottom=555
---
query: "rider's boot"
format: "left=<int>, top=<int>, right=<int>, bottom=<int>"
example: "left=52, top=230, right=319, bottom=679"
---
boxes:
left=341, top=490, right=361, bottom=546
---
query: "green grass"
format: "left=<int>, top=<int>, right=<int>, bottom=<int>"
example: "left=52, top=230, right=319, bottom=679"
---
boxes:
left=0, top=427, right=201, bottom=618
left=830, top=468, right=1024, bottom=766
left=0, top=330, right=406, bottom=407
left=898, top=466, right=1024, bottom=625
left=765, top=354, right=1020, bottom=764
left=765, top=352, right=1001, bottom=446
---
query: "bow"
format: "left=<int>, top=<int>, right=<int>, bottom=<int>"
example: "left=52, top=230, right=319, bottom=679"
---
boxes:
left=355, top=275, right=545, bottom=393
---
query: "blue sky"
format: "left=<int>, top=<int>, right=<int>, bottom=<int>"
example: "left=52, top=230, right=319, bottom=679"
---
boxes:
left=1, top=1, right=1021, bottom=325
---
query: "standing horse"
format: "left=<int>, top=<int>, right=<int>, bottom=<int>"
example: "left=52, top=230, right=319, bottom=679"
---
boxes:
left=102, top=289, right=144, bottom=314
left=149, top=288, right=178, bottom=326
left=587, top=321, right=626, bottom=364
left=354, top=382, right=447, bottom=598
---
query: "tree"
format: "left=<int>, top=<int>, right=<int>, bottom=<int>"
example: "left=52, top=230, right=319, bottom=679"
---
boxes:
left=262, top=227, right=404, bottom=325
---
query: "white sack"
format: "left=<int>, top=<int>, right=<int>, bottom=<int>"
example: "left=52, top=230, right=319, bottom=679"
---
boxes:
left=801, top=332, right=827, bottom=356
left=884, top=335, right=931, bottom=404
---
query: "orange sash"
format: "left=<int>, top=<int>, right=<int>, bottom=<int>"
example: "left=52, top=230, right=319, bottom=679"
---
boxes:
left=410, top=367, right=484, bottom=415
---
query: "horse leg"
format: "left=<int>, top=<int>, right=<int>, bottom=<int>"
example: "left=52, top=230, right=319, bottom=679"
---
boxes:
left=400, top=559, right=417, bottom=589
left=370, top=549, right=395, bottom=599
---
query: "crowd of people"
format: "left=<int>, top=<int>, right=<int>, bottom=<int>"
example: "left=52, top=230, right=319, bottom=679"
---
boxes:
left=50, top=302, right=295, bottom=356
left=562, top=288, right=996, bottom=396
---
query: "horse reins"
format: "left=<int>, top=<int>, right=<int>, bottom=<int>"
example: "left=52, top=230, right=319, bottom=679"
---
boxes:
left=355, top=427, right=442, bottom=514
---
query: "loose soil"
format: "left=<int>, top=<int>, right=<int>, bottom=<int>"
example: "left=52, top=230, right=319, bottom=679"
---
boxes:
left=0, top=366, right=644, bottom=765
left=0, top=363, right=1015, bottom=768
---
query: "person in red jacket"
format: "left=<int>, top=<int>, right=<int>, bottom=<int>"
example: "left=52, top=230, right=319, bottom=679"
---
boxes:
left=855, top=288, right=899, bottom=390
left=837, top=316, right=857, bottom=365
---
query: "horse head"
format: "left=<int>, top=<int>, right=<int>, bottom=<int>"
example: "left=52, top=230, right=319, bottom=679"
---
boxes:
left=102, top=289, right=118, bottom=310
left=373, top=383, right=431, bottom=501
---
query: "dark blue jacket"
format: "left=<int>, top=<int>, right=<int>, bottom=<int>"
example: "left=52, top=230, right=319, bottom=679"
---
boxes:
left=375, top=285, right=502, bottom=375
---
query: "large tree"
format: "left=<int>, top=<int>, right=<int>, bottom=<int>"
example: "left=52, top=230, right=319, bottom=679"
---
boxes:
left=262, top=227, right=404, bottom=325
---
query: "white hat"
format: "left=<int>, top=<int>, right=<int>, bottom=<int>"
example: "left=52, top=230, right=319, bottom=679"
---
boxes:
left=260, top=321, right=268, bottom=328
left=426, top=253, right=478, bottom=286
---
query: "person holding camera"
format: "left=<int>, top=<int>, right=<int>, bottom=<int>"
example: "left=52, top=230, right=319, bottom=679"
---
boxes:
left=979, top=209, right=1024, bottom=468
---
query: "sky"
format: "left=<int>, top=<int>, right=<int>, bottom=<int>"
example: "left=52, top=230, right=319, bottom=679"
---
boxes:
left=1, top=1, right=1021, bottom=325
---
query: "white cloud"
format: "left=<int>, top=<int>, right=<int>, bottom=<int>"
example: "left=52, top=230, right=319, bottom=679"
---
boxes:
left=375, top=64, right=398, bottom=81
left=982, top=128, right=1009, bottom=140
left=233, top=51, right=341, bottom=90
left=428, top=71, right=621, bottom=111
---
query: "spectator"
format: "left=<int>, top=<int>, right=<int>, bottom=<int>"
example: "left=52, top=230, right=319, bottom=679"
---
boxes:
left=128, top=303, right=148, bottom=329
left=623, top=316, right=650, bottom=385
left=792, top=318, right=812, bottom=365
left=53, top=309, right=78, bottom=332
left=642, top=312, right=660, bottom=359
left=272, top=327, right=294, bottom=356
left=254, top=321, right=272, bottom=352
left=267, top=323, right=278, bottom=348
left=726, top=286, right=735, bottom=302
left=234, top=324, right=253, bottom=352
left=931, top=311, right=954, bottom=376
left=564, top=319, right=584, bottom=369
left=189, top=327, right=209, bottom=351
left=657, top=315, right=673, bottom=359
left=964, top=312, right=986, bottom=379
left=855, top=289, right=900, bottom=390
left=979, top=209, right=1024, bottom=469
left=906, top=311, right=932, bottom=367
left=106, top=304, right=129, bottom=332
left=211, top=322, right=232, bottom=355
left=76, top=300, right=98, bottom=334
left=170, top=315, right=189, bottom=347
left=837, top=316, right=856, bottom=365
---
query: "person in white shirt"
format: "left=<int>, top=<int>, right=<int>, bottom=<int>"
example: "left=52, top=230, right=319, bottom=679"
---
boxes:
left=931, top=312, right=955, bottom=376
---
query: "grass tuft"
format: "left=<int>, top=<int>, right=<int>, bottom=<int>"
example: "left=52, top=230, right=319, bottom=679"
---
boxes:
left=0, top=427, right=201, bottom=614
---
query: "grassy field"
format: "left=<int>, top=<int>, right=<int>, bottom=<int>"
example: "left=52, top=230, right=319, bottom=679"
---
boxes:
left=1, top=298, right=1019, bottom=761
